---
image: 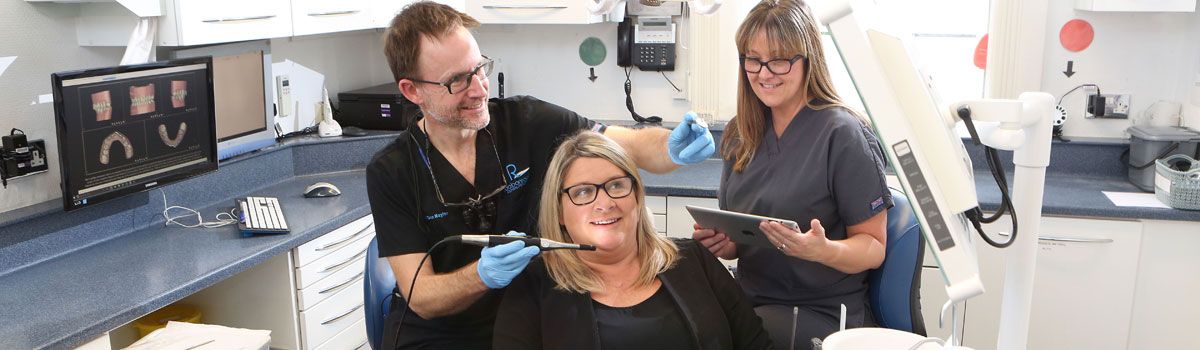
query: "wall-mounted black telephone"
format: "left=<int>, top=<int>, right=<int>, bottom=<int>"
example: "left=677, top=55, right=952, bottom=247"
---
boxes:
left=617, top=16, right=676, bottom=71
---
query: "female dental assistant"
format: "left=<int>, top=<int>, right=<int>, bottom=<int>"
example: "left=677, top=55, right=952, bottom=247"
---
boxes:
left=692, top=0, right=892, bottom=348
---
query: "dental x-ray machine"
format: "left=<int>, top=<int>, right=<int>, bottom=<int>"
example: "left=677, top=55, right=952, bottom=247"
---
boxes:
left=816, top=1, right=1054, bottom=349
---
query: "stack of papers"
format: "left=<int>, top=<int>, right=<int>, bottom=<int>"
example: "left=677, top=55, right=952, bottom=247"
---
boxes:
left=123, top=321, right=270, bottom=350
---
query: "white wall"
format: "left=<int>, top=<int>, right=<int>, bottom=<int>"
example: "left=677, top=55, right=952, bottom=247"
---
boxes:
left=1043, top=4, right=1200, bottom=140
left=473, top=22, right=693, bottom=122
left=0, top=1, right=124, bottom=216
left=270, top=30, right=396, bottom=104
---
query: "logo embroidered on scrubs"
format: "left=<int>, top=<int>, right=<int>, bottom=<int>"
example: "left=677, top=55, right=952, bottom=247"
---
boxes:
left=504, top=163, right=530, bottom=194
left=870, top=197, right=885, bottom=211
left=425, top=211, right=449, bottom=221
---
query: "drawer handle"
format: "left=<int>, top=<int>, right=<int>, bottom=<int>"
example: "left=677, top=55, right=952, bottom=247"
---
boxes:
left=996, top=232, right=1114, bottom=244
left=319, top=272, right=364, bottom=295
left=202, top=15, right=276, bottom=23
left=317, top=223, right=373, bottom=252
left=320, top=304, right=363, bottom=325
left=321, top=248, right=369, bottom=273
left=483, top=5, right=569, bottom=9
left=308, top=10, right=361, bottom=16
left=1038, top=236, right=1114, bottom=244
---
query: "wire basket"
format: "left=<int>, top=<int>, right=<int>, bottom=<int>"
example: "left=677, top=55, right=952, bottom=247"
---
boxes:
left=1154, top=154, right=1200, bottom=210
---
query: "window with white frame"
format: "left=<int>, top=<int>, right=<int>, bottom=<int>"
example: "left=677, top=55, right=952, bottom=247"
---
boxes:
left=825, top=0, right=991, bottom=113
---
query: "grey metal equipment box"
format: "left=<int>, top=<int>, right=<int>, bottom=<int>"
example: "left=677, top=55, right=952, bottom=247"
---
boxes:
left=1127, top=126, right=1200, bottom=191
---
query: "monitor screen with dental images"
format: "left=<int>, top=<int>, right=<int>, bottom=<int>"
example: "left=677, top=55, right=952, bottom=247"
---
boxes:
left=51, top=57, right=218, bottom=211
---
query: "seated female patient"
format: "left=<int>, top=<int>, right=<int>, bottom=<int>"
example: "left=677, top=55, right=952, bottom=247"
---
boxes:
left=493, top=131, right=773, bottom=350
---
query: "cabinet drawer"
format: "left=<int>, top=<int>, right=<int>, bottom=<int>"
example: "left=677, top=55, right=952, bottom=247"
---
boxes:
left=292, top=0, right=373, bottom=37
left=296, top=215, right=374, bottom=268
left=314, top=317, right=368, bottom=350
left=300, top=276, right=366, bottom=349
left=174, top=0, right=293, bottom=46
left=646, top=195, right=667, bottom=214
left=298, top=256, right=367, bottom=310
left=296, top=233, right=374, bottom=289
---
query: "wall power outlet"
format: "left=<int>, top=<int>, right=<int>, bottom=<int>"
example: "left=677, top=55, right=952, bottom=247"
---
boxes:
left=1086, top=93, right=1131, bottom=119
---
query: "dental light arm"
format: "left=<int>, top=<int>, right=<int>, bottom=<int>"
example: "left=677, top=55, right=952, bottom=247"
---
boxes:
left=818, top=1, right=1053, bottom=349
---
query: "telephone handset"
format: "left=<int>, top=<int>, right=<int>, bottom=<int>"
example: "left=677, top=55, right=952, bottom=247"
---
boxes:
left=618, top=17, right=634, bottom=67
left=617, top=16, right=676, bottom=71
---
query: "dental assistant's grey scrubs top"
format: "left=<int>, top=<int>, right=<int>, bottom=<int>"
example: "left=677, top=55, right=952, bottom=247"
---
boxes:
left=718, top=103, right=892, bottom=328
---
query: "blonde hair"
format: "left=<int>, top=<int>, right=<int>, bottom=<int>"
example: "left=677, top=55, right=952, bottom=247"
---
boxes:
left=722, top=0, right=866, bottom=172
left=537, top=131, right=678, bottom=293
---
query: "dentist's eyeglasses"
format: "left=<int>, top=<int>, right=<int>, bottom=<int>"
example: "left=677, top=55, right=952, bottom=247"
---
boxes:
left=405, top=56, right=494, bottom=94
left=561, top=176, right=636, bottom=206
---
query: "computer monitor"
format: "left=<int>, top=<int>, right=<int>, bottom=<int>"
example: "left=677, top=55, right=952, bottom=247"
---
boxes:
left=51, top=57, right=218, bottom=211
left=169, top=41, right=277, bottom=160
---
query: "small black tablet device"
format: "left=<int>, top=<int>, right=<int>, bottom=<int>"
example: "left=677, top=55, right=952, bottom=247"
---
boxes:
left=685, top=205, right=799, bottom=250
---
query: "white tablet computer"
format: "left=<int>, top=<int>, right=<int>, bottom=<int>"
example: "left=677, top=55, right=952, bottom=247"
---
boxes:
left=685, top=205, right=800, bottom=250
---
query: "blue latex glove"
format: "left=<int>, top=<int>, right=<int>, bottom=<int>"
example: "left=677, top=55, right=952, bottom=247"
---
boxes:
left=668, top=112, right=716, bottom=165
left=476, top=231, right=540, bottom=289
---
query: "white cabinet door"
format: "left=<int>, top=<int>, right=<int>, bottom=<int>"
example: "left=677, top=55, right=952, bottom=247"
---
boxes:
left=1076, top=0, right=1197, bottom=12
left=961, top=216, right=1143, bottom=350
left=665, top=196, right=718, bottom=239
left=646, top=195, right=667, bottom=233
left=1027, top=217, right=1142, bottom=350
left=292, top=0, right=373, bottom=37
left=466, top=0, right=604, bottom=24
left=371, top=0, right=413, bottom=28
left=1127, top=220, right=1200, bottom=349
left=173, top=0, right=294, bottom=46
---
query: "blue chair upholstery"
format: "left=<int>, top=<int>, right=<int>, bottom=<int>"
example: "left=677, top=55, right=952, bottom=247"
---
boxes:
left=867, top=188, right=927, bottom=336
left=365, top=237, right=397, bottom=350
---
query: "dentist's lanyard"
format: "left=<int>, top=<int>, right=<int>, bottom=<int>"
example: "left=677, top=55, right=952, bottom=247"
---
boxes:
left=407, top=128, right=508, bottom=209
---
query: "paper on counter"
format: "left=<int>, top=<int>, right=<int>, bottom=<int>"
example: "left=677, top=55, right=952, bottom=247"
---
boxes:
left=0, top=56, right=14, bottom=78
left=1102, top=191, right=1171, bottom=209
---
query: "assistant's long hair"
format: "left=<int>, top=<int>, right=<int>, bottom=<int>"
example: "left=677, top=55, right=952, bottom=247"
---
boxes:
left=722, top=0, right=866, bottom=172
left=537, top=131, right=678, bottom=293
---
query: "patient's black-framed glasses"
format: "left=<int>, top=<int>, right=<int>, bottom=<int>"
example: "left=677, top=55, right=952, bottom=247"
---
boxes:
left=561, top=176, right=636, bottom=206
left=409, top=128, right=508, bottom=232
left=405, top=56, right=494, bottom=94
left=740, top=54, right=807, bottom=75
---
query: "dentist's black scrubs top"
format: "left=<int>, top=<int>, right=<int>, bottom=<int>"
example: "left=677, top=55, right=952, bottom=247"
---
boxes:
left=366, top=95, right=604, bottom=349
left=718, top=102, right=892, bottom=348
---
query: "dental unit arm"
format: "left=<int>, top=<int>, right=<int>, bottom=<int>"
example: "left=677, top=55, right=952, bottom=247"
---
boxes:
left=817, top=1, right=1054, bottom=349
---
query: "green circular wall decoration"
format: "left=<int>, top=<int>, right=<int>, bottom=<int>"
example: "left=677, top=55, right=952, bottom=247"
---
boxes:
left=579, top=37, right=607, bottom=67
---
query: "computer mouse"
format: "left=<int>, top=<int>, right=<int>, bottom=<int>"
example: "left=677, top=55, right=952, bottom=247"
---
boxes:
left=304, top=182, right=341, bottom=198
left=341, top=126, right=369, bottom=137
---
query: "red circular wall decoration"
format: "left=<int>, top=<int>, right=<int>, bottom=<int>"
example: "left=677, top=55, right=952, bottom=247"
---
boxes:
left=1060, top=19, right=1094, bottom=52
left=974, top=34, right=988, bottom=69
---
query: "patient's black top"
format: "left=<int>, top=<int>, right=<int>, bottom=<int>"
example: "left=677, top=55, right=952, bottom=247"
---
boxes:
left=593, top=287, right=693, bottom=350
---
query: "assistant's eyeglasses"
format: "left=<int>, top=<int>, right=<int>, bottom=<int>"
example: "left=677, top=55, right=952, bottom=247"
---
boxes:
left=409, top=127, right=508, bottom=232
left=405, top=56, right=494, bottom=95
left=740, top=54, right=807, bottom=75
left=561, top=176, right=636, bottom=206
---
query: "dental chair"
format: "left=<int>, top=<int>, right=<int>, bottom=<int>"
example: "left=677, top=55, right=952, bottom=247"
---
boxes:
left=867, top=188, right=927, bottom=335
left=364, top=236, right=396, bottom=350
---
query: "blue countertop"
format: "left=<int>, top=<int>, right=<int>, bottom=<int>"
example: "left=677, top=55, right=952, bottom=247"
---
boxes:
left=641, top=159, right=1200, bottom=222
left=2, top=128, right=1198, bottom=349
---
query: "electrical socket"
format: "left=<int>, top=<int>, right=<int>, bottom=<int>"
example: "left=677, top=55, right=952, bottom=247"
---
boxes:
left=1085, top=93, right=1131, bottom=119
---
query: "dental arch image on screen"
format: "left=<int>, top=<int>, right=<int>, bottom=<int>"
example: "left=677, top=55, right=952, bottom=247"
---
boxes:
left=51, top=57, right=218, bottom=211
